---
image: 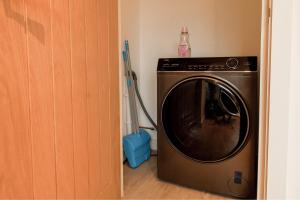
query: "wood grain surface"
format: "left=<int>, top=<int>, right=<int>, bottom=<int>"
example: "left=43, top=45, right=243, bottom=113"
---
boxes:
left=0, top=0, right=33, bottom=198
left=0, top=0, right=120, bottom=199
left=123, top=157, right=231, bottom=199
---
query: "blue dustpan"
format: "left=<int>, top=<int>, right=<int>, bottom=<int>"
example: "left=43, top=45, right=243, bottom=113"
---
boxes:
left=122, top=41, right=152, bottom=168
left=123, top=129, right=151, bottom=168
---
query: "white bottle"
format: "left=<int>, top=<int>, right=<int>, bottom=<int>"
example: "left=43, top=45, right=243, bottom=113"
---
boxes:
left=178, top=26, right=191, bottom=57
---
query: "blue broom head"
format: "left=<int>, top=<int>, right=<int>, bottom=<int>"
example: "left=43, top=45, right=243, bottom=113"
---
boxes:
left=123, top=129, right=151, bottom=168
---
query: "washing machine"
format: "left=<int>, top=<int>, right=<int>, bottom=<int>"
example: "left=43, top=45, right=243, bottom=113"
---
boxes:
left=157, top=57, right=258, bottom=198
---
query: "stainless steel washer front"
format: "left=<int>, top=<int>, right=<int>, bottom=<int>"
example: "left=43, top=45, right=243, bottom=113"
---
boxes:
left=157, top=57, right=258, bottom=199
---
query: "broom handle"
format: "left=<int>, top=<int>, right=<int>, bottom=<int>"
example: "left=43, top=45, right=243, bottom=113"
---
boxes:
left=125, top=41, right=140, bottom=134
left=122, top=51, right=137, bottom=134
left=123, top=50, right=139, bottom=134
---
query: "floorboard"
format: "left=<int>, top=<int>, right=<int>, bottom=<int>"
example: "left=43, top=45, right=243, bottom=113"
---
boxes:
left=123, top=157, right=232, bottom=199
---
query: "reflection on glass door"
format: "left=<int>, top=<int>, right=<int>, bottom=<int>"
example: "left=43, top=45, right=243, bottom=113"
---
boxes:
left=162, top=77, right=249, bottom=162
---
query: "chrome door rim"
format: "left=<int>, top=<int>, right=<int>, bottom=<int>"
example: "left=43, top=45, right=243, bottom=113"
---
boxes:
left=161, top=75, right=250, bottom=163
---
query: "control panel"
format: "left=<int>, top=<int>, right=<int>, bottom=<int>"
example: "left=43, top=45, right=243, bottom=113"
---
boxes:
left=157, top=57, right=257, bottom=72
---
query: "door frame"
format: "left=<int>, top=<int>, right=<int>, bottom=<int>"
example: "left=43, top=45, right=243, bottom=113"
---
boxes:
left=257, top=0, right=272, bottom=198
left=118, top=0, right=124, bottom=197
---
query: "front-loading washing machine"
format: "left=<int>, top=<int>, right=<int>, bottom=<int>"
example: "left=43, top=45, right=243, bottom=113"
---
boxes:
left=157, top=57, right=258, bottom=198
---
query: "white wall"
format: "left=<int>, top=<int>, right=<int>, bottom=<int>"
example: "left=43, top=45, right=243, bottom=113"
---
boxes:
left=121, top=0, right=261, bottom=150
left=286, top=0, right=300, bottom=198
left=267, top=0, right=293, bottom=198
left=267, top=0, right=300, bottom=198
left=120, top=0, right=140, bottom=137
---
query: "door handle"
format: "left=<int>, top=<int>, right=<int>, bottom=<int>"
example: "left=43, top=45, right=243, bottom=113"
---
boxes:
left=218, top=88, right=240, bottom=117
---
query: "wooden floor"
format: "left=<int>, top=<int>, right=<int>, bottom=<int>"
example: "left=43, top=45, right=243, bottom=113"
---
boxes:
left=123, top=157, right=231, bottom=199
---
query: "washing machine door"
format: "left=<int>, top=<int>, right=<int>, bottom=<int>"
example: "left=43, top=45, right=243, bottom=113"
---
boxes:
left=162, top=77, right=249, bottom=162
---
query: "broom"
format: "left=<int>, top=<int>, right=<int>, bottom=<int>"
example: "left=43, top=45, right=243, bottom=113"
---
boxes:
left=122, top=40, right=151, bottom=168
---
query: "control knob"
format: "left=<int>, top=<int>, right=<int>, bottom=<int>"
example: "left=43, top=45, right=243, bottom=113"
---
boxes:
left=226, top=58, right=239, bottom=69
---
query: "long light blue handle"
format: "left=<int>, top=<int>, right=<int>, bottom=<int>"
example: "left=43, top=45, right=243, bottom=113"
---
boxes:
left=123, top=40, right=139, bottom=134
left=125, top=40, right=129, bottom=52
left=122, top=51, right=127, bottom=62
left=127, top=79, right=132, bottom=87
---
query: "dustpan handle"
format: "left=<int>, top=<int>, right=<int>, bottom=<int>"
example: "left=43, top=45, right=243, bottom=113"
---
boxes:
left=123, top=42, right=140, bottom=134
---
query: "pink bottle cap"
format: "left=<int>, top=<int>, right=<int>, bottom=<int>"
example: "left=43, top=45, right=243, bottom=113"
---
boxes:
left=181, top=26, right=189, bottom=33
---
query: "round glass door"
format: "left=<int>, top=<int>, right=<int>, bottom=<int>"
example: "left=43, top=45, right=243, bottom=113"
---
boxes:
left=162, top=77, right=249, bottom=162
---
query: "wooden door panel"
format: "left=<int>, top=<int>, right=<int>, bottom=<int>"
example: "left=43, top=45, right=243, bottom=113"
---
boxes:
left=85, top=0, right=102, bottom=198
left=0, top=0, right=33, bottom=198
left=26, top=0, right=57, bottom=198
left=69, top=0, right=89, bottom=198
left=108, top=0, right=121, bottom=198
left=97, top=0, right=113, bottom=196
left=51, top=0, right=75, bottom=198
left=0, top=0, right=120, bottom=198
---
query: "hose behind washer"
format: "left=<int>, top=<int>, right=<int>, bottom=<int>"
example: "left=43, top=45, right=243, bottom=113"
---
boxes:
left=131, top=71, right=157, bottom=131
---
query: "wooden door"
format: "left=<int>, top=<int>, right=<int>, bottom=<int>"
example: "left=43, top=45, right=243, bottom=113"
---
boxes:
left=0, top=0, right=120, bottom=199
